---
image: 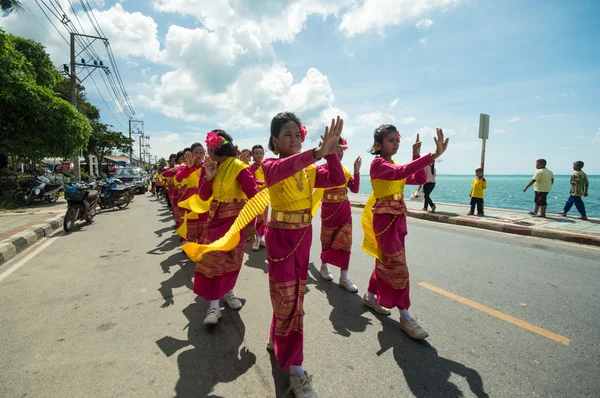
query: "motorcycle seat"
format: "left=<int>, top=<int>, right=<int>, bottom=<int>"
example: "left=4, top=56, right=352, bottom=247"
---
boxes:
left=87, top=190, right=99, bottom=201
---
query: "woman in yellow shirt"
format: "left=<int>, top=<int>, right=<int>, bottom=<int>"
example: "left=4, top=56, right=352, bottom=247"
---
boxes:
left=467, top=168, right=487, bottom=216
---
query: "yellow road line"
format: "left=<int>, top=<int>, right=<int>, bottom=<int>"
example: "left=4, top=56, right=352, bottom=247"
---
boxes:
left=418, top=282, right=572, bottom=345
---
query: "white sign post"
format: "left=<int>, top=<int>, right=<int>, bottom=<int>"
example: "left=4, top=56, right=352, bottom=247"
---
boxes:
left=478, top=113, right=490, bottom=174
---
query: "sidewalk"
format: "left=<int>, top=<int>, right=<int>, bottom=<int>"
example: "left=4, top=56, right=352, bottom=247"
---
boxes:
left=0, top=199, right=66, bottom=264
left=348, top=193, right=600, bottom=247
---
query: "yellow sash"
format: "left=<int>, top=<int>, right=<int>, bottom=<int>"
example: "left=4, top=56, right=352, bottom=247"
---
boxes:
left=182, top=164, right=322, bottom=262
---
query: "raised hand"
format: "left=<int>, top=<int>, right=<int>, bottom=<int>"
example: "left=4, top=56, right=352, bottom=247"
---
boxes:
left=354, top=156, right=362, bottom=174
left=314, top=116, right=345, bottom=159
left=204, top=155, right=217, bottom=181
left=431, top=128, right=449, bottom=160
left=412, top=133, right=422, bottom=158
left=184, top=151, right=194, bottom=168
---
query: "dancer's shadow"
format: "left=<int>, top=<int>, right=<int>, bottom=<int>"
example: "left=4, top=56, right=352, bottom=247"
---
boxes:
left=159, top=260, right=195, bottom=308
left=160, top=250, right=188, bottom=274
left=307, top=264, right=372, bottom=337
left=149, top=234, right=180, bottom=256
left=243, top=245, right=268, bottom=274
left=377, top=317, right=489, bottom=398
left=154, top=225, right=176, bottom=238
left=156, top=298, right=257, bottom=397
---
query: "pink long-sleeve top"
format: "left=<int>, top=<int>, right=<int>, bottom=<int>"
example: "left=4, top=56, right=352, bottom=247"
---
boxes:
left=262, top=150, right=346, bottom=188
left=175, top=163, right=202, bottom=183
left=320, top=164, right=360, bottom=193
left=198, top=167, right=258, bottom=201
left=370, top=154, right=433, bottom=185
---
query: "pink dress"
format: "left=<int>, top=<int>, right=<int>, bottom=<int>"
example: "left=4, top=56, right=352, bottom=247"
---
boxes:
left=193, top=166, right=258, bottom=300
left=367, top=155, right=432, bottom=309
left=176, top=164, right=208, bottom=244
left=320, top=167, right=360, bottom=270
left=262, top=150, right=345, bottom=371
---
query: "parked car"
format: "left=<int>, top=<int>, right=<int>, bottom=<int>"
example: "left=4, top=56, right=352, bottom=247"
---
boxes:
left=115, top=167, right=147, bottom=194
left=55, top=162, right=73, bottom=172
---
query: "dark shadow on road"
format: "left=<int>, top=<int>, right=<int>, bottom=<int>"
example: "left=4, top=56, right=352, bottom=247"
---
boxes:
left=243, top=245, right=268, bottom=274
left=268, top=350, right=291, bottom=398
left=377, top=317, right=489, bottom=398
left=307, top=263, right=372, bottom=337
left=158, top=259, right=195, bottom=308
left=155, top=298, right=256, bottom=397
left=154, top=225, right=176, bottom=237
left=160, top=250, right=188, bottom=274
left=148, top=234, right=180, bottom=256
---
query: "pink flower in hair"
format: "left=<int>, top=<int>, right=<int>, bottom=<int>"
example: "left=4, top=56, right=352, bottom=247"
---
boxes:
left=299, top=123, right=308, bottom=142
left=342, top=138, right=348, bottom=146
left=205, top=132, right=223, bottom=150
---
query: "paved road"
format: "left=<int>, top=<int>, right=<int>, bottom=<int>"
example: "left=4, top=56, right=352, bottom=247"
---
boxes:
left=1, top=195, right=598, bottom=398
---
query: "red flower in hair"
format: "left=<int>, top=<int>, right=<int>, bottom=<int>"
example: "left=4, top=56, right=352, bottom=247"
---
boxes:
left=206, top=132, right=223, bottom=150
left=342, top=138, right=348, bottom=146
left=299, top=123, right=308, bottom=142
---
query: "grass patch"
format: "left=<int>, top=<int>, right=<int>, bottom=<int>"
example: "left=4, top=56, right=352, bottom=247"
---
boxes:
left=0, top=197, right=24, bottom=212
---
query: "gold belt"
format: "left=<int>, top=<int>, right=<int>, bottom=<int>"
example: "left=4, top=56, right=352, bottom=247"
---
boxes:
left=216, top=198, right=247, bottom=203
left=271, top=209, right=312, bottom=224
left=376, top=193, right=403, bottom=202
left=324, top=193, right=347, bottom=202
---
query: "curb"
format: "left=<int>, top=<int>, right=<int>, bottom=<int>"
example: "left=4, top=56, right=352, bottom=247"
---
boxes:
left=0, top=215, right=63, bottom=265
left=350, top=201, right=600, bottom=248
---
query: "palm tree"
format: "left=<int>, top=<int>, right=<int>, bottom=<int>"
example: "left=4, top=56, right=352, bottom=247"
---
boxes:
left=1, top=0, right=24, bottom=14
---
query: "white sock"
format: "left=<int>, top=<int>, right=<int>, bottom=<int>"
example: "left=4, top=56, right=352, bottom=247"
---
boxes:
left=321, top=262, right=328, bottom=270
left=209, top=300, right=220, bottom=309
left=226, top=289, right=234, bottom=296
left=290, top=365, right=304, bottom=377
left=340, top=270, right=348, bottom=281
left=400, top=309, right=411, bottom=320
left=367, top=291, right=376, bottom=301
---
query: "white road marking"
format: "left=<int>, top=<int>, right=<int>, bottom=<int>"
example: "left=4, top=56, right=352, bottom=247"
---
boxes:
left=0, top=237, right=58, bottom=283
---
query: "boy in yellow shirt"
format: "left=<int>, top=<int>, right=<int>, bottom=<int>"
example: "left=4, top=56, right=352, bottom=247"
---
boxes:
left=467, top=168, right=487, bottom=216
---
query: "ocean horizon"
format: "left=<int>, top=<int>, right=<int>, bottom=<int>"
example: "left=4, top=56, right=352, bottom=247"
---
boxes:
left=356, top=174, right=599, bottom=218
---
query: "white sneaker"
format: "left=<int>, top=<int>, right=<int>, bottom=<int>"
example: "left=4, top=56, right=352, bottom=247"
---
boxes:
left=288, top=372, right=317, bottom=398
left=319, top=263, right=333, bottom=281
left=252, top=238, right=260, bottom=251
left=362, top=294, right=391, bottom=315
left=400, top=318, right=429, bottom=339
left=339, top=278, right=358, bottom=293
left=223, top=291, right=243, bottom=310
left=203, top=307, right=221, bottom=325
left=260, top=237, right=266, bottom=247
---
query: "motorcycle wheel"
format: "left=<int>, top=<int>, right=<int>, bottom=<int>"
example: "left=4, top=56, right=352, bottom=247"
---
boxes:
left=25, top=191, right=36, bottom=206
left=86, top=204, right=97, bottom=223
left=117, top=195, right=131, bottom=209
left=63, top=207, right=77, bottom=232
left=47, top=193, right=59, bottom=203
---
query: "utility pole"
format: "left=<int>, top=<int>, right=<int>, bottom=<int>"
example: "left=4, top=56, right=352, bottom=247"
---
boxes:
left=128, top=120, right=144, bottom=167
left=67, top=32, right=108, bottom=181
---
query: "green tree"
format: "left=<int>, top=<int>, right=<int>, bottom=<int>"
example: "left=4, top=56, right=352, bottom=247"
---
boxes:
left=0, top=30, right=92, bottom=161
left=1, top=0, right=23, bottom=14
left=86, top=123, right=134, bottom=169
left=157, top=157, right=167, bottom=170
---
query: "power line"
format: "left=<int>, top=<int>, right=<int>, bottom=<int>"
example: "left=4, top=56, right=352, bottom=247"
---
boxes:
left=89, top=74, right=125, bottom=129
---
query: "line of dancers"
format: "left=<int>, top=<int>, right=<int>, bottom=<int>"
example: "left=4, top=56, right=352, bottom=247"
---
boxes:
left=155, top=112, right=449, bottom=398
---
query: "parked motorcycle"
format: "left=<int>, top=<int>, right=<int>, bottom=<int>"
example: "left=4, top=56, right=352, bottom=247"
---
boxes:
left=63, top=183, right=99, bottom=232
left=96, top=179, right=134, bottom=210
left=13, top=176, right=64, bottom=205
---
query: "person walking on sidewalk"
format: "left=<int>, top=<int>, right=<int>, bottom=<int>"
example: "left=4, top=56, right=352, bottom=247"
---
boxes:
left=467, top=168, right=486, bottom=216
left=559, top=161, right=589, bottom=220
left=423, top=162, right=436, bottom=212
left=523, top=159, right=554, bottom=218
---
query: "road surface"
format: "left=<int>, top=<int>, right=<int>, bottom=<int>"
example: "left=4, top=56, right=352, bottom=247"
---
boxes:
left=1, top=194, right=599, bottom=397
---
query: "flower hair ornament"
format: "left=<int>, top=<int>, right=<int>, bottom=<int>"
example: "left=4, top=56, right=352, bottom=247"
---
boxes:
left=342, top=138, right=348, bottom=150
left=206, top=132, right=228, bottom=150
left=299, top=123, right=308, bottom=142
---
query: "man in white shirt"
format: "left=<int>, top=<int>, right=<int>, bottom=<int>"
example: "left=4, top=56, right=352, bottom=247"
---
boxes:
left=523, top=159, right=554, bottom=218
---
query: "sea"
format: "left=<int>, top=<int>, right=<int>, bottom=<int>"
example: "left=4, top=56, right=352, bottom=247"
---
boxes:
left=357, top=175, right=600, bottom=218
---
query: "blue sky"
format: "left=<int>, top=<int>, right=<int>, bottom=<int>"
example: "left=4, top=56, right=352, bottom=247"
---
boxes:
left=2, top=0, right=599, bottom=174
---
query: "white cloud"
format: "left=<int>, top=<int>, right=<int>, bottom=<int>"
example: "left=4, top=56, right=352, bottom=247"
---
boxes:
left=492, top=128, right=507, bottom=135
left=339, top=0, right=461, bottom=36
left=539, top=113, right=564, bottom=119
left=507, top=116, right=520, bottom=123
left=401, top=117, right=417, bottom=124
left=343, top=46, right=354, bottom=57
left=416, top=18, right=434, bottom=29
left=390, top=98, right=399, bottom=109
left=592, top=129, right=600, bottom=144
left=420, top=37, right=428, bottom=44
